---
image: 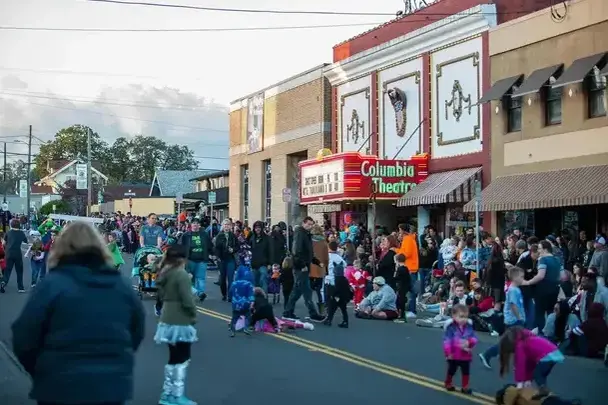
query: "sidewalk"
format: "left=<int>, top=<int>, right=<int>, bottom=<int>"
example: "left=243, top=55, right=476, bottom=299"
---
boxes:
left=0, top=341, right=34, bottom=405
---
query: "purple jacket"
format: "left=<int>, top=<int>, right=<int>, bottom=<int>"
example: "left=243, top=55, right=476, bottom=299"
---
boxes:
left=513, top=330, right=559, bottom=383
left=443, top=319, right=478, bottom=361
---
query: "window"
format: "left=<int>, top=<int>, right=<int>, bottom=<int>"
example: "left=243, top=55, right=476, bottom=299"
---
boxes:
left=545, top=86, right=562, bottom=126
left=588, top=67, right=607, bottom=118
left=507, top=96, right=522, bottom=132
left=263, top=160, right=271, bottom=225
left=241, top=165, right=249, bottom=223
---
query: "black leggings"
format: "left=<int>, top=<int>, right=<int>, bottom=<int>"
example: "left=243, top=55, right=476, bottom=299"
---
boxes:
left=251, top=307, right=278, bottom=328
left=396, top=284, right=407, bottom=315
left=447, top=359, right=470, bottom=376
left=168, top=342, right=191, bottom=365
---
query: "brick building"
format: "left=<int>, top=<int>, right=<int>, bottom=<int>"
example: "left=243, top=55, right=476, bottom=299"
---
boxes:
left=228, top=65, right=331, bottom=225
left=465, top=0, right=608, bottom=237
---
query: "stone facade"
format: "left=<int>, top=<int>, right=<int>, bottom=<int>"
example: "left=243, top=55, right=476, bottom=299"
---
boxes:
left=228, top=65, right=332, bottom=225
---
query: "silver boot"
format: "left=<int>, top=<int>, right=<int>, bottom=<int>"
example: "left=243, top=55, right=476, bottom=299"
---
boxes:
left=172, top=360, right=197, bottom=405
left=158, top=364, right=176, bottom=405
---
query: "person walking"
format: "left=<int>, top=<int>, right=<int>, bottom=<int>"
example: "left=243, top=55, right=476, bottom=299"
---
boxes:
left=11, top=221, right=145, bottom=405
left=283, top=216, right=324, bottom=321
left=140, top=213, right=163, bottom=248
left=1, top=218, right=28, bottom=293
left=250, top=220, right=271, bottom=293
left=154, top=244, right=198, bottom=405
left=180, top=218, right=212, bottom=302
left=214, top=219, right=238, bottom=301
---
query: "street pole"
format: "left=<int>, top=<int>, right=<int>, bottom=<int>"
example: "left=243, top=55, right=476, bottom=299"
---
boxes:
left=3, top=142, right=6, bottom=203
left=87, top=127, right=92, bottom=216
left=474, top=179, right=481, bottom=275
left=26, top=125, right=32, bottom=225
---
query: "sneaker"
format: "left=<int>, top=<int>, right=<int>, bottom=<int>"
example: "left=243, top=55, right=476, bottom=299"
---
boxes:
left=308, top=314, right=325, bottom=322
left=154, top=305, right=161, bottom=317
left=243, top=327, right=251, bottom=336
left=490, top=330, right=499, bottom=337
left=337, top=321, right=348, bottom=329
left=229, top=329, right=235, bottom=338
left=405, top=311, right=417, bottom=319
left=479, top=353, right=491, bottom=369
left=0, top=282, right=5, bottom=293
left=18, top=289, right=25, bottom=293
left=393, top=318, right=407, bottom=324
left=461, top=388, right=473, bottom=395
left=30, top=284, right=36, bottom=288
left=198, top=292, right=207, bottom=302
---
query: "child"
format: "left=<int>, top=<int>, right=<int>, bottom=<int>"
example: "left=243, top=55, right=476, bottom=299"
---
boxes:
left=393, top=253, right=412, bottom=324
left=323, top=241, right=351, bottom=328
left=480, top=266, right=526, bottom=368
left=267, top=264, right=281, bottom=304
left=347, top=259, right=369, bottom=308
left=107, top=233, right=125, bottom=271
left=229, top=265, right=255, bottom=337
left=250, top=287, right=279, bottom=332
left=281, top=256, right=294, bottom=309
left=27, top=236, right=46, bottom=288
left=443, top=304, right=478, bottom=394
left=498, top=326, right=564, bottom=395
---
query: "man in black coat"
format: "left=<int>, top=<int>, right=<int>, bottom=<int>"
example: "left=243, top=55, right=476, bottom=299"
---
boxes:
left=283, top=216, right=324, bottom=321
left=250, top=221, right=271, bottom=293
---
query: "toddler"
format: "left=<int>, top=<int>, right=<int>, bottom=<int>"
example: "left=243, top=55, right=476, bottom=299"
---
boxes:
left=250, top=287, right=279, bottom=332
left=229, top=265, right=255, bottom=337
left=443, top=304, right=478, bottom=394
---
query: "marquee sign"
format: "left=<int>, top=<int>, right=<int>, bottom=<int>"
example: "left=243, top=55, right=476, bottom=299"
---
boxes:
left=299, top=152, right=429, bottom=204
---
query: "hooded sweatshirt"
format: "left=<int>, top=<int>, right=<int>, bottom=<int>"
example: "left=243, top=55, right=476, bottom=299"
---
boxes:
left=11, top=253, right=145, bottom=404
left=230, top=265, right=255, bottom=311
left=397, top=233, right=419, bottom=273
left=572, top=302, right=608, bottom=357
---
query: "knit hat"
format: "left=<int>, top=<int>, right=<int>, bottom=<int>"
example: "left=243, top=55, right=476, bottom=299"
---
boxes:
left=372, top=276, right=386, bottom=286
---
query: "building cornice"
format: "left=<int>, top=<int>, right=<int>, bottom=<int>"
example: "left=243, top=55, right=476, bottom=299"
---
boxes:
left=324, top=5, right=496, bottom=86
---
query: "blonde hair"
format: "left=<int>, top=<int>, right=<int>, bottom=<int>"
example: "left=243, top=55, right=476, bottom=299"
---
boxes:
left=311, top=224, right=324, bottom=235
left=47, top=222, right=114, bottom=269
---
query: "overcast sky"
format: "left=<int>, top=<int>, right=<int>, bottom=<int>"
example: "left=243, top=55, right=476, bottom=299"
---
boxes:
left=0, top=0, right=400, bottom=169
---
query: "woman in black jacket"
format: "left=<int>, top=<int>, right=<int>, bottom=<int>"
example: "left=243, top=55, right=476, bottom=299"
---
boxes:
left=376, top=235, right=398, bottom=289
left=12, top=222, right=145, bottom=405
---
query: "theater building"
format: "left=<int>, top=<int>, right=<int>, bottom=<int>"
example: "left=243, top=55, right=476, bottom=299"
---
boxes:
left=228, top=65, right=331, bottom=225
left=300, top=0, right=551, bottom=234
left=464, top=0, right=608, bottom=237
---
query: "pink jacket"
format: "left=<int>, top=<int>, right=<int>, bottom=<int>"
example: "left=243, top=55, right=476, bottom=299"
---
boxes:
left=513, top=331, right=559, bottom=383
left=443, top=319, right=478, bottom=361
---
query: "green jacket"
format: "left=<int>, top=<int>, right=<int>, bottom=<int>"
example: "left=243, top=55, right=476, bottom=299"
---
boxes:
left=107, top=241, right=125, bottom=266
left=38, top=219, right=62, bottom=234
left=156, top=265, right=197, bottom=326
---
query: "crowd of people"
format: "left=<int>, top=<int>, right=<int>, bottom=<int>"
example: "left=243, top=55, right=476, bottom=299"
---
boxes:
left=1, top=210, right=607, bottom=405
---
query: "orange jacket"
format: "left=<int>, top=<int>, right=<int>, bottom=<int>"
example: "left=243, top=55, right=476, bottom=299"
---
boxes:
left=397, top=233, right=419, bottom=273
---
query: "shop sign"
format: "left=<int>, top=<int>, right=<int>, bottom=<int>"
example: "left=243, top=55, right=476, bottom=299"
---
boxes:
left=299, top=152, right=428, bottom=204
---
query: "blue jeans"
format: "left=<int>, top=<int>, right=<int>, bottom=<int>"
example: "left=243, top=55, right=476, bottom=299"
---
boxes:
left=219, top=259, right=236, bottom=299
left=534, top=360, right=556, bottom=387
left=483, top=321, right=525, bottom=360
left=407, top=272, right=418, bottom=313
left=253, top=265, right=268, bottom=293
left=31, top=259, right=46, bottom=285
left=418, top=268, right=431, bottom=295
left=188, top=260, right=207, bottom=295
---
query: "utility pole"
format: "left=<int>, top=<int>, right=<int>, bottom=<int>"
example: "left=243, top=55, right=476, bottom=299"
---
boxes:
left=87, top=127, right=92, bottom=216
left=26, top=125, right=32, bottom=224
left=3, top=142, right=6, bottom=203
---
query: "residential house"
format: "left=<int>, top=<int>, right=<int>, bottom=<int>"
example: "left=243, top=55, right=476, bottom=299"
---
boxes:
left=149, top=169, right=216, bottom=197
left=36, top=159, right=109, bottom=193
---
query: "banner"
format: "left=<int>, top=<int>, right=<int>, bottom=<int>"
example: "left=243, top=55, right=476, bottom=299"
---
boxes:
left=247, top=93, right=264, bottom=154
left=19, top=180, right=28, bottom=198
left=76, top=164, right=88, bottom=190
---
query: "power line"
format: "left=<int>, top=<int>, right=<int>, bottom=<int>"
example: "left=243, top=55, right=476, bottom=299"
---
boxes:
left=0, top=22, right=383, bottom=33
left=0, top=97, right=229, bottom=133
left=0, top=90, right=223, bottom=112
left=0, top=66, right=192, bottom=81
left=87, top=0, right=396, bottom=16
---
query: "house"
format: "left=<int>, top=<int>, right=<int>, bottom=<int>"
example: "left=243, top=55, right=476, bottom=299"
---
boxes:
left=184, top=170, right=229, bottom=221
left=36, top=159, right=109, bottom=192
left=149, top=169, right=216, bottom=197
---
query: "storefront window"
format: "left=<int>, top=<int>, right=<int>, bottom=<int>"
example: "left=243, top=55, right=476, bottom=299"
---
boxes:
left=499, top=210, right=535, bottom=237
left=507, top=96, right=522, bottom=132
left=264, top=160, right=271, bottom=225
left=545, top=87, right=562, bottom=126
left=445, top=206, right=478, bottom=237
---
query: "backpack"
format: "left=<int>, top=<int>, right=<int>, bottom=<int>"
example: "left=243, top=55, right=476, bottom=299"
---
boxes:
left=333, top=261, right=345, bottom=278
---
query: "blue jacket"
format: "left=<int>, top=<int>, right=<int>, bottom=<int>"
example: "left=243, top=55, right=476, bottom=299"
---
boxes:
left=11, top=255, right=146, bottom=404
left=229, top=265, right=254, bottom=311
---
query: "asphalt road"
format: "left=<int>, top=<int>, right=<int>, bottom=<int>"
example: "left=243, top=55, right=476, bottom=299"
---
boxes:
left=1, top=253, right=606, bottom=405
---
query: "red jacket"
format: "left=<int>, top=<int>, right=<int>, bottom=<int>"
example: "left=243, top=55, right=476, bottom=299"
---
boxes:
left=0, top=243, right=6, bottom=270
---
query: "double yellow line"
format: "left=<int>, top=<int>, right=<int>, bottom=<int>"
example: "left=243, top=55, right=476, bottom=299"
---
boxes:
left=196, top=306, right=495, bottom=405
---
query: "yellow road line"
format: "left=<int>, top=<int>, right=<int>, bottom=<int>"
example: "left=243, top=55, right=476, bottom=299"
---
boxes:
left=196, top=307, right=494, bottom=405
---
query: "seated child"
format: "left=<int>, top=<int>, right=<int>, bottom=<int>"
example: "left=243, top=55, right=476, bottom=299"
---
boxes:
left=250, top=287, right=279, bottom=332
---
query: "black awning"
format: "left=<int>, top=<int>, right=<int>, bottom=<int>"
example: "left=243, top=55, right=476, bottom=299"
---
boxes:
left=183, top=187, right=229, bottom=205
left=552, top=53, right=607, bottom=88
left=512, top=64, right=564, bottom=97
left=478, top=74, right=524, bottom=103
left=600, top=64, right=608, bottom=76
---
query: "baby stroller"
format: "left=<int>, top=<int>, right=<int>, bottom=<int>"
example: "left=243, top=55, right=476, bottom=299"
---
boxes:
left=132, top=246, right=163, bottom=299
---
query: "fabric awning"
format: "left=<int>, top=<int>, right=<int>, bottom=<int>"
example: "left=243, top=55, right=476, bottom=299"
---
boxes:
left=600, top=64, right=608, bottom=76
left=552, top=53, right=607, bottom=88
left=397, top=167, right=481, bottom=207
left=512, top=64, right=564, bottom=97
left=463, top=165, right=608, bottom=212
left=478, top=74, right=524, bottom=103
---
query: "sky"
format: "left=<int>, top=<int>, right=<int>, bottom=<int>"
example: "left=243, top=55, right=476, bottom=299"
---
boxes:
left=0, top=0, right=401, bottom=171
